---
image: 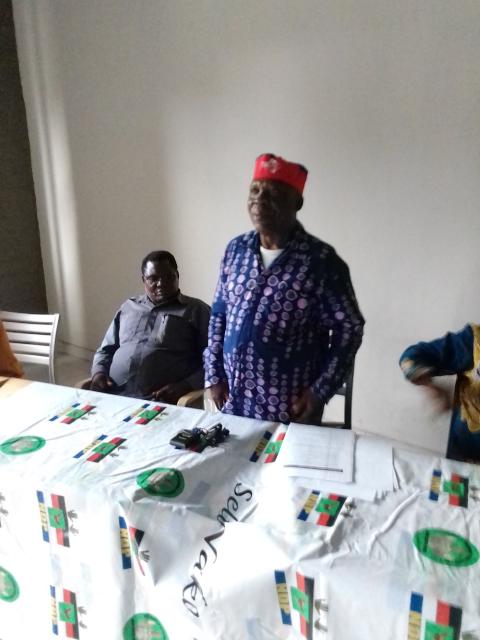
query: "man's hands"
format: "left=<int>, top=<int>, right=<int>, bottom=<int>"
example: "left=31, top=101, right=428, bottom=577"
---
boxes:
left=90, top=375, right=196, bottom=405
left=205, top=381, right=229, bottom=412
left=290, top=388, right=323, bottom=423
left=90, top=372, right=116, bottom=393
left=150, top=381, right=192, bottom=405
left=205, top=383, right=320, bottom=420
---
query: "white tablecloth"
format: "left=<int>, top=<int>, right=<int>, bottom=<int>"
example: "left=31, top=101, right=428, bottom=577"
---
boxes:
left=0, top=381, right=479, bottom=640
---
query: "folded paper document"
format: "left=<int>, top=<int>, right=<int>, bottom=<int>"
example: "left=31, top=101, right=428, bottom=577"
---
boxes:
left=276, top=423, right=355, bottom=483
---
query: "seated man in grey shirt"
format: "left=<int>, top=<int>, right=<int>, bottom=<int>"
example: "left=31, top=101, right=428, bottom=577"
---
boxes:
left=91, top=250, right=210, bottom=404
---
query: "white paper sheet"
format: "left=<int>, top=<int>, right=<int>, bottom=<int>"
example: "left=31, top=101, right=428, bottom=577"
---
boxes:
left=354, top=434, right=394, bottom=492
left=280, top=434, right=393, bottom=501
left=276, top=423, right=355, bottom=482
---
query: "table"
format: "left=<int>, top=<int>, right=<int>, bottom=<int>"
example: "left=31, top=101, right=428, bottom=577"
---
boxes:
left=0, top=379, right=479, bottom=640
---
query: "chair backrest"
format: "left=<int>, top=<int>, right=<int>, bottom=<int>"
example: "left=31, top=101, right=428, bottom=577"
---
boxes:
left=0, top=310, right=59, bottom=384
left=320, top=364, right=355, bottom=429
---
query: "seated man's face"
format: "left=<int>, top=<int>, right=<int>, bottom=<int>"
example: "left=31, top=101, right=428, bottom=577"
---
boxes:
left=142, top=260, right=179, bottom=304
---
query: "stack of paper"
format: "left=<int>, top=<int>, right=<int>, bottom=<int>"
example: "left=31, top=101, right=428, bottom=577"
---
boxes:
left=276, top=423, right=355, bottom=482
left=276, top=423, right=393, bottom=502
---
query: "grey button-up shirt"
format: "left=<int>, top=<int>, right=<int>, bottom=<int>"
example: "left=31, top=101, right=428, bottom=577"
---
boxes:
left=92, top=292, right=210, bottom=398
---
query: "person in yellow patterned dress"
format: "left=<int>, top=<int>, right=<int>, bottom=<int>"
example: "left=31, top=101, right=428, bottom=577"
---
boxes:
left=400, top=324, right=480, bottom=461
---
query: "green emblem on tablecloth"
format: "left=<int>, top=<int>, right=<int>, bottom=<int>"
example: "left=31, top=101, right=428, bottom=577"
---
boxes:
left=138, top=409, right=158, bottom=421
left=413, top=528, right=479, bottom=567
left=316, top=497, right=341, bottom=516
left=136, top=467, right=185, bottom=497
left=264, top=440, right=282, bottom=455
left=290, top=586, right=310, bottom=621
left=65, top=408, right=86, bottom=420
left=123, top=613, right=168, bottom=640
left=0, top=436, right=46, bottom=456
left=425, top=621, right=454, bottom=640
left=59, top=601, right=77, bottom=623
left=0, top=566, right=19, bottom=602
left=92, top=442, right=116, bottom=456
left=48, top=507, right=66, bottom=530
left=442, top=480, right=464, bottom=497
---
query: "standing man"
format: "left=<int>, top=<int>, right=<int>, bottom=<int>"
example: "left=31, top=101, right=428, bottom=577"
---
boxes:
left=91, top=250, right=210, bottom=403
left=204, top=153, right=365, bottom=424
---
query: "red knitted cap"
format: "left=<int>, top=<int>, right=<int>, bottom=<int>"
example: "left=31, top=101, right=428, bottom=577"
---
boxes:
left=252, top=153, right=308, bottom=194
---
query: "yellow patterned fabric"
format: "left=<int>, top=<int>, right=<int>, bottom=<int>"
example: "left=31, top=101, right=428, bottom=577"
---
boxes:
left=456, top=324, right=480, bottom=432
left=0, top=320, right=23, bottom=378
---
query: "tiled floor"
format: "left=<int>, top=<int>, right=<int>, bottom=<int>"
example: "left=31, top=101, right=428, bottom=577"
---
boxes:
left=21, top=352, right=92, bottom=388
left=56, top=352, right=92, bottom=387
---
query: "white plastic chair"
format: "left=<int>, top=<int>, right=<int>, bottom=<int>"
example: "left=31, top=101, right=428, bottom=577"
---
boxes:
left=0, top=311, right=59, bottom=384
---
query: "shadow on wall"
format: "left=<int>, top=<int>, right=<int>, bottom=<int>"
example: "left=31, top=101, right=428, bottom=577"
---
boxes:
left=20, top=0, right=86, bottom=341
left=0, top=0, right=47, bottom=313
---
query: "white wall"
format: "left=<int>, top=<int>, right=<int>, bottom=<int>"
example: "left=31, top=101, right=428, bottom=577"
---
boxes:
left=13, top=0, right=480, bottom=452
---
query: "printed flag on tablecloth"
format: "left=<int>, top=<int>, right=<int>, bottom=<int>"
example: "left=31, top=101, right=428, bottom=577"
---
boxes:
left=428, top=469, right=470, bottom=508
left=73, top=434, right=126, bottom=462
left=49, top=403, right=95, bottom=424
left=274, top=570, right=315, bottom=640
left=37, top=491, right=77, bottom=547
left=50, top=585, right=86, bottom=638
left=119, top=516, right=147, bottom=575
left=408, top=591, right=462, bottom=640
left=249, top=427, right=287, bottom=463
left=297, top=490, right=347, bottom=527
left=122, top=403, right=166, bottom=424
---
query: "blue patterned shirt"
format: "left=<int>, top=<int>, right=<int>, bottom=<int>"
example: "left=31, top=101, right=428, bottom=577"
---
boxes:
left=204, top=223, right=365, bottom=422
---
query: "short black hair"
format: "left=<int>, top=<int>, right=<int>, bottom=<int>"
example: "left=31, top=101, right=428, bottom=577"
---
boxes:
left=141, top=250, right=178, bottom=275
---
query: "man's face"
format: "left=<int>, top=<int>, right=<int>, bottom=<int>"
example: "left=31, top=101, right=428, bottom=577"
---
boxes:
left=142, top=260, right=179, bottom=304
left=248, top=179, right=300, bottom=234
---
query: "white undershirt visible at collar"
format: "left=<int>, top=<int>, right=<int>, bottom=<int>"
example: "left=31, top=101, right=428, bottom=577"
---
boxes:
left=259, top=246, right=284, bottom=269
